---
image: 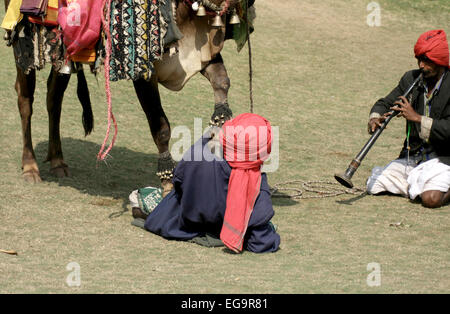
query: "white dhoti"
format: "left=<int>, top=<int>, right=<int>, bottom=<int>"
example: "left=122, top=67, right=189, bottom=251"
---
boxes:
left=367, top=158, right=450, bottom=200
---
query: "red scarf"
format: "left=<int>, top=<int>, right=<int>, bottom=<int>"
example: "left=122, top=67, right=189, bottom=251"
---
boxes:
left=219, top=113, right=272, bottom=253
left=57, top=0, right=103, bottom=57
left=414, top=29, right=449, bottom=68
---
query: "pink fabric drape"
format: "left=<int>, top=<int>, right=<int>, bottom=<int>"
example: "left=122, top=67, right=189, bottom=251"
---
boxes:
left=219, top=113, right=272, bottom=253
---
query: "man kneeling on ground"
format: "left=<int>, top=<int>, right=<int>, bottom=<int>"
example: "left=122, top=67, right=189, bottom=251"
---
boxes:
left=133, top=113, right=280, bottom=253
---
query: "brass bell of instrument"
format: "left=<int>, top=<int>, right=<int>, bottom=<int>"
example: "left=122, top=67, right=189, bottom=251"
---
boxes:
left=211, top=13, right=224, bottom=28
left=197, top=4, right=206, bottom=16
left=229, top=10, right=240, bottom=25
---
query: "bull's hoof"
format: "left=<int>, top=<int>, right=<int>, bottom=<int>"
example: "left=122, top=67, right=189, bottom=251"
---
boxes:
left=157, top=151, right=176, bottom=180
left=22, top=170, right=42, bottom=184
left=209, top=102, right=232, bottom=127
left=157, top=152, right=176, bottom=197
left=50, top=164, right=71, bottom=178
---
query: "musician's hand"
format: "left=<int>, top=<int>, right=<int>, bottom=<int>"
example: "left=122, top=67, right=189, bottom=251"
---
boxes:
left=368, top=112, right=391, bottom=134
left=392, top=96, right=422, bottom=123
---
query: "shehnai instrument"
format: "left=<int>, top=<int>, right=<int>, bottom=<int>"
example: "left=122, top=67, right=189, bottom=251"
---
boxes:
left=334, top=73, right=423, bottom=188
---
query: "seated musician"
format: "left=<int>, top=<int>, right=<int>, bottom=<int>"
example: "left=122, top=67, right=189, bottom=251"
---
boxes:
left=366, top=30, right=450, bottom=208
left=133, top=113, right=280, bottom=253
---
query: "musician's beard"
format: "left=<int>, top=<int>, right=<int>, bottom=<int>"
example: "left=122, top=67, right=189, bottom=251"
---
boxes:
left=422, top=68, right=445, bottom=90
left=422, top=69, right=433, bottom=79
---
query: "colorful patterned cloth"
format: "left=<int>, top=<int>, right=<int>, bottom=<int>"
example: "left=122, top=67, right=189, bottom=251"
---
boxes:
left=13, top=22, right=64, bottom=74
left=28, top=0, right=58, bottom=26
left=20, top=0, right=48, bottom=16
left=109, top=0, right=168, bottom=81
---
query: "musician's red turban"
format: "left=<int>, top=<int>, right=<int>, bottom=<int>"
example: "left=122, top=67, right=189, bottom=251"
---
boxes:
left=414, top=30, right=449, bottom=68
left=219, top=113, right=272, bottom=253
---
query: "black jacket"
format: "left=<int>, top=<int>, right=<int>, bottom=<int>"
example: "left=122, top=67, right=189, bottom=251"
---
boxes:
left=370, top=69, right=450, bottom=165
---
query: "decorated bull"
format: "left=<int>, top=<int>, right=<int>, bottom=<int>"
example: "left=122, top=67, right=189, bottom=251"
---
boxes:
left=2, top=0, right=255, bottom=195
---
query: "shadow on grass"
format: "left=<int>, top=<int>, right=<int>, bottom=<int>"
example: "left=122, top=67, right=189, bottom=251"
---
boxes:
left=35, top=138, right=161, bottom=218
left=271, top=194, right=299, bottom=206
left=336, top=192, right=369, bottom=205
left=336, top=191, right=419, bottom=206
left=34, top=138, right=299, bottom=219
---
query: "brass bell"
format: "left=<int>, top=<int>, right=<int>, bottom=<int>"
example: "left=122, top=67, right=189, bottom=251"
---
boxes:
left=197, top=4, right=206, bottom=17
left=59, top=60, right=73, bottom=75
left=211, top=12, right=224, bottom=28
left=4, top=31, right=11, bottom=41
left=229, top=10, right=240, bottom=25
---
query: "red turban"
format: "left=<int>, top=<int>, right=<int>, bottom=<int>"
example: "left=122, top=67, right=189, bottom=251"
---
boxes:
left=219, top=113, right=272, bottom=253
left=414, top=30, right=449, bottom=68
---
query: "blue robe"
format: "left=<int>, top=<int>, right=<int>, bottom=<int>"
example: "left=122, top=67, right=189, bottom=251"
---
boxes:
left=144, top=136, right=280, bottom=253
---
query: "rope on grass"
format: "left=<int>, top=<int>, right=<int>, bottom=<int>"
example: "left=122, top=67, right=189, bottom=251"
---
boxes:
left=271, top=180, right=365, bottom=200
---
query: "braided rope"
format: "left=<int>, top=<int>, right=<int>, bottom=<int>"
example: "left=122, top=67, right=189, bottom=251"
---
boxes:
left=97, top=0, right=118, bottom=162
left=245, top=0, right=253, bottom=113
left=271, top=180, right=365, bottom=200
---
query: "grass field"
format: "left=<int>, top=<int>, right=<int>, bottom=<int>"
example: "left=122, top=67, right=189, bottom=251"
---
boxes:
left=0, top=0, right=449, bottom=294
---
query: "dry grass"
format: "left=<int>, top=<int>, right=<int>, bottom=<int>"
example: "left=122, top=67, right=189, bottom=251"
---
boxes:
left=0, top=0, right=449, bottom=294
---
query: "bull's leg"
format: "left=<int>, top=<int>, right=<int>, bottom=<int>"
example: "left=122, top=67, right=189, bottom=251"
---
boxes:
left=15, top=66, right=41, bottom=183
left=45, top=67, right=71, bottom=177
left=133, top=75, right=176, bottom=196
left=201, top=53, right=232, bottom=127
